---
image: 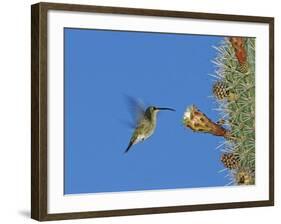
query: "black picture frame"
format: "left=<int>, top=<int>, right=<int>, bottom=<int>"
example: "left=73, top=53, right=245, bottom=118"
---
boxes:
left=31, top=2, right=274, bottom=221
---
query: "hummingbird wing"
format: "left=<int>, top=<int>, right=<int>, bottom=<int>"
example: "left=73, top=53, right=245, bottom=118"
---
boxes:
left=123, top=96, right=147, bottom=153
left=125, top=96, right=146, bottom=128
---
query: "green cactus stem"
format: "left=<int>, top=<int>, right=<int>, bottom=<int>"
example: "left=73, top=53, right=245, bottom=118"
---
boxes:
left=212, top=37, right=255, bottom=185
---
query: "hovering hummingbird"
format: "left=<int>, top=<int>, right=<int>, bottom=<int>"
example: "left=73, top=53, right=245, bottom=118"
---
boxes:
left=124, top=99, right=175, bottom=153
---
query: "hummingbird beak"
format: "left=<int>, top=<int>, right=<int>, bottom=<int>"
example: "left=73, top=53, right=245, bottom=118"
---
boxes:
left=156, top=107, right=176, bottom=112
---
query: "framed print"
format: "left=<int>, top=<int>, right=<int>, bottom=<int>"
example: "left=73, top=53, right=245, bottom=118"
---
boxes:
left=31, top=2, right=274, bottom=221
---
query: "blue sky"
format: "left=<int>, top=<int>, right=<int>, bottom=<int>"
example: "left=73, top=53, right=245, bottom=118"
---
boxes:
left=64, top=28, right=227, bottom=194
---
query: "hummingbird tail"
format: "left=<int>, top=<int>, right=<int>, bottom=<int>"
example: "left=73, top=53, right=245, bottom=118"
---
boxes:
left=124, top=141, right=133, bottom=153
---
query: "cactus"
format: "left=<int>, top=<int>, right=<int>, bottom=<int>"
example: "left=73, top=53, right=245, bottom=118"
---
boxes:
left=212, top=37, right=255, bottom=185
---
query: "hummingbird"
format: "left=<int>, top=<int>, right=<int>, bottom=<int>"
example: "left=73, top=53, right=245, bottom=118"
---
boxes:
left=124, top=104, right=175, bottom=153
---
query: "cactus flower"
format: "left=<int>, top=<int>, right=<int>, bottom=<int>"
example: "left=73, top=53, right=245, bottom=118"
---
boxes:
left=183, top=105, right=231, bottom=138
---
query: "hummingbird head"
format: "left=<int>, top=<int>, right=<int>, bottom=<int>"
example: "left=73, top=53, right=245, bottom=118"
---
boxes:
left=145, top=106, right=175, bottom=120
left=148, top=106, right=176, bottom=113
